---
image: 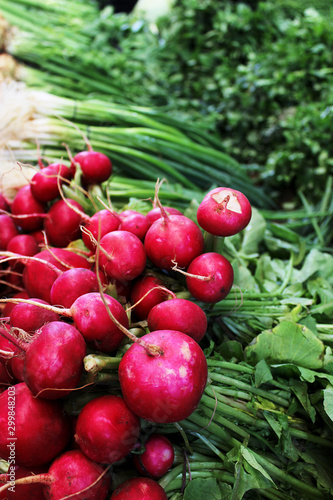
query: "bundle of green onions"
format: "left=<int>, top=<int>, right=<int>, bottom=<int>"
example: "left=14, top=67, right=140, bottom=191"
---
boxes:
left=0, top=82, right=271, bottom=207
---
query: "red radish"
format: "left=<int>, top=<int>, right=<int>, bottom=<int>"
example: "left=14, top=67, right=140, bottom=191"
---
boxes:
left=118, top=330, right=208, bottom=423
left=22, top=247, right=90, bottom=303
left=2, top=291, right=29, bottom=317
left=23, top=320, right=86, bottom=399
left=119, top=212, right=149, bottom=241
left=48, top=161, right=76, bottom=180
left=146, top=206, right=183, bottom=228
left=133, top=434, right=174, bottom=479
left=30, top=165, right=63, bottom=203
left=75, top=395, right=141, bottom=464
left=186, top=252, right=234, bottom=303
left=130, top=275, right=171, bottom=321
left=0, top=465, right=48, bottom=500
left=98, top=230, right=146, bottom=282
left=7, top=234, right=39, bottom=272
left=68, top=292, right=129, bottom=353
left=0, top=214, right=19, bottom=250
left=197, top=187, right=252, bottom=237
left=82, top=209, right=120, bottom=251
left=147, top=298, right=207, bottom=343
left=0, top=450, right=111, bottom=500
left=10, top=298, right=59, bottom=333
left=144, top=214, right=204, bottom=271
left=44, top=198, right=86, bottom=247
left=111, top=477, right=167, bottom=499
left=50, top=268, right=100, bottom=308
left=9, top=349, right=25, bottom=382
left=11, top=185, right=47, bottom=232
left=73, top=150, right=112, bottom=185
left=0, top=383, right=71, bottom=467
left=7, top=234, right=39, bottom=259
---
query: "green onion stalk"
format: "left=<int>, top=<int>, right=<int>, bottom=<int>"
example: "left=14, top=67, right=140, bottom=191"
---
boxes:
left=1, top=86, right=271, bottom=208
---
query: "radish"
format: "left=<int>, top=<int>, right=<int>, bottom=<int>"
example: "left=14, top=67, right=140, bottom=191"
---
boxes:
left=22, top=247, right=90, bottom=303
left=133, top=433, right=175, bottom=479
left=74, top=395, right=141, bottom=464
left=49, top=161, right=76, bottom=180
left=147, top=298, right=207, bottom=343
left=186, top=252, right=234, bottom=303
left=130, top=275, right=172, bottom=321
left=30, top=164, right=64, bottom=203
left=0, top=214, right=19, bottom=250
left=0, top=450, right=111, bottom=500
left=7, top=234, right=39, bottom=273
left=146, top=206, right=183, bottom=228
left=11, top=185, right=47, bottom=232
left=81, top=209, right=120, bottom=251
left=43, top=198, right=86, bottom=247
left=119, top=212, right=149, bottom=241
left=73, top=150, right=112, bottom=185
left=0, top=383, right=71, bottom=467
left=68, top=292, right=129, bottom=353
left=111, top=477, right=167, bottom=499
left=98, top=230, right=146, bottom=282
left=23, top=320, right=87, bottom=399
left=118, top=330, right=208, bottom=423
left=2, top=291, right=29, bottom=317
left=144, top=214, right=204, bottom=271
left=50, top=268, right=100, bottom=308
left=197, top=187, right=252, bottom=237
left=10, top=298, right=59, bottom=333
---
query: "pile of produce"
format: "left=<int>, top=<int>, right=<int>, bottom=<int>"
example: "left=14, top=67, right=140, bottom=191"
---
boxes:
left=0, top=1, right=333, bottom=499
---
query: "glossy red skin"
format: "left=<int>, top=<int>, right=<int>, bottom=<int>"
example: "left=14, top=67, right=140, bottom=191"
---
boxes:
left=44, top=199, right=85, bottom=247
left=111, top=477, right=167, bottom=500
left=144, top=215, right=204, bottom=271
left=147, top=298, right=207, bottom=343
left=186, top=252, right=234, bottom=303
left=7, top=234, right=39, bottom=272
left=24, top=321, right=86, bottom=399
left=119, top=330, right=208, bottom=423
left=130, top=275, right=169, bottom=321
left=70, top=292, right=129, bottom=353
left=2, top=291, right=29, bottom=317
left=11, top=185, right=46, bottom=232
left=10, top=298, right=59, bottom=333
left=50, top=268, right=100, bottom=308
left=0, top=214, right=19, bottom=250
left=82, top=209, right=120, bottom=251
left=44, top=450, right=111, bottom=500
left=74, top=150, right=112, bottom=185
left=197, top=187, right=252, bottom=237
left=119, top=212, right=149, bottom=241
left=98, top=230, right=146, bottom=282
left=75, top=395, right=141, bottom=464
left=146, top=207, right=183, bottom=228
left=0, top=383, right=71, bottom=467
left=30, top=165, right=63, bottom=203
left=48, top=161, right=76, bottom=180
left=133, top=434, right=174, bottom=479
left=22, top=248, right=90, bottom=303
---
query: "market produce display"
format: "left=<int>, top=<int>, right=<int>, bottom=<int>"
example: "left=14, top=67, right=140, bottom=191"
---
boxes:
left=0, top=0, right=333, bottom=499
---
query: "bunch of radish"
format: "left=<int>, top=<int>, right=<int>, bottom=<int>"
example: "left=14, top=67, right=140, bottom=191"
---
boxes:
left=0, top=148, right=252, bottom=499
